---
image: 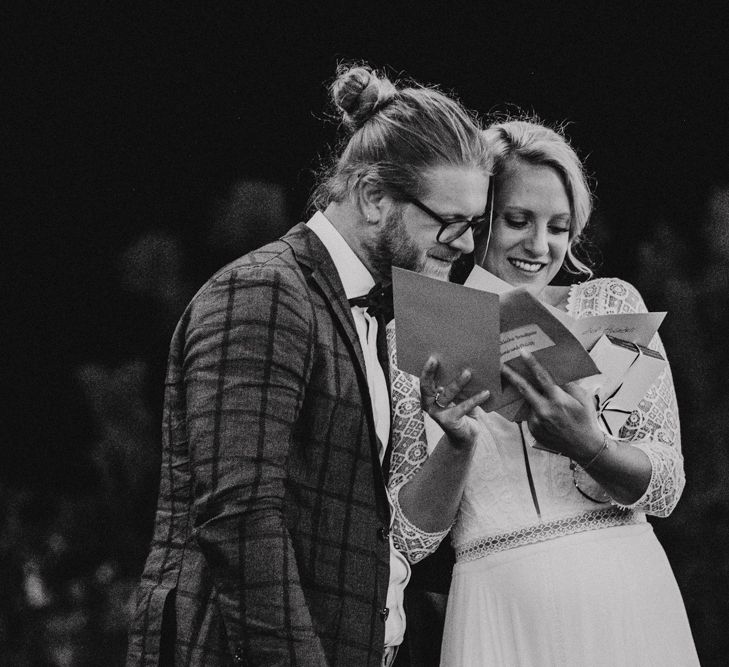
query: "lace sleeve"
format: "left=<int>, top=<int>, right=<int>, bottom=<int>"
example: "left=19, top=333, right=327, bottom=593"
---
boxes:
left=386, top=322, right=450, bottom=563
left=571, top=278, right=686, bottom=517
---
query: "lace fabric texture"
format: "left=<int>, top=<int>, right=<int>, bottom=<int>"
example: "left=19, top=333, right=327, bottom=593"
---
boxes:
left=455, top=507, right=642, bottom=562
left=388, top=278, right=686, bottom=563
left=386, top=321, right=451, bottom=561
left=570, top=279, right=685, bottom=517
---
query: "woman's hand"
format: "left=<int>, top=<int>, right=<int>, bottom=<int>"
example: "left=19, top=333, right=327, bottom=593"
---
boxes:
left=419, top=356, right=491, bottom=448
left=501, top=350, right=604, bottom=460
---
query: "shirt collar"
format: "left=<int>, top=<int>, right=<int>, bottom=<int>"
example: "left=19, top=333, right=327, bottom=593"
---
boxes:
left=307, top=211, right=375, bottom=299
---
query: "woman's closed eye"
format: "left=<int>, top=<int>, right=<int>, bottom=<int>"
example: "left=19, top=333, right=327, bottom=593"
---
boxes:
left=549, top=224, right=570, bottom=235
left=503, top=216, right=529, bottom=228
left=501, top=215, right=570, bottom=234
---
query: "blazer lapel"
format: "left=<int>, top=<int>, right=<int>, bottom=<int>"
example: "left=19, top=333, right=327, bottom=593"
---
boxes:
left=282, top=223, right=369, bottom=391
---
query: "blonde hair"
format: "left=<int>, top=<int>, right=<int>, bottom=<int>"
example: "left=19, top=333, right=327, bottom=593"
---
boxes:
left=311, top=63, right=492, bottom=209
left=483, top=119, right=594, bottom=277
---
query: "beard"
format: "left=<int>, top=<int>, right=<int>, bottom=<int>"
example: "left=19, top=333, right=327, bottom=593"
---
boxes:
left=365, top=204, right=420, bottom=278
left=365, top=205, right=456, bottom=282
left=421, top=254, right=456, bottom=281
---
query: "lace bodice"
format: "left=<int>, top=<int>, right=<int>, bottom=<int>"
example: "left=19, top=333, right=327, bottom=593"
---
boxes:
left=389, top=278, right=685, bottom=563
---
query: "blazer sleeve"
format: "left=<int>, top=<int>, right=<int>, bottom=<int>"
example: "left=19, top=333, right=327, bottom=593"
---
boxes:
left=183, top=264, right=327, bottom=665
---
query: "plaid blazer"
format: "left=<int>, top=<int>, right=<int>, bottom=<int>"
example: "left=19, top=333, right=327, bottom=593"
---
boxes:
left=126, top=223, right=392, bottom=666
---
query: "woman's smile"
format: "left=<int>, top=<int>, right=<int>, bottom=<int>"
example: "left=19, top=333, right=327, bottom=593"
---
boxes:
left=508, top=258, right=547, bottom=273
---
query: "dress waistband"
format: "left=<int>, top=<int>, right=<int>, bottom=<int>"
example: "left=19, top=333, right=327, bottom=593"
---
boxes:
left=455, top=508, right=643, bottom=563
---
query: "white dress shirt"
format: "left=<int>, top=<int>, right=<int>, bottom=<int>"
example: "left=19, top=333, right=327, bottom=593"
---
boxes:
left=307, top=211, right=410, bottom=648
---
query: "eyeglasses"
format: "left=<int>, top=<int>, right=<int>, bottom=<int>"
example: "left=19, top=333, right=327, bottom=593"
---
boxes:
left=401, top=191, right=494, bottom=244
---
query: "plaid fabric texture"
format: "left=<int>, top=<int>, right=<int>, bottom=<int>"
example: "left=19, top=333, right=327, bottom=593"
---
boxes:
left=126, top=224, right=392, bottom=666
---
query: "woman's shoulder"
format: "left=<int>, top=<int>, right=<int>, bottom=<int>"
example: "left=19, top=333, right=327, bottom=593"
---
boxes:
left=569, top=277, right=648, bottom=316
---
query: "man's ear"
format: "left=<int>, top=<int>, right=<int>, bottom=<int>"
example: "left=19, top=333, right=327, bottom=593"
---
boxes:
left=357, top=179, right=389, bottom=224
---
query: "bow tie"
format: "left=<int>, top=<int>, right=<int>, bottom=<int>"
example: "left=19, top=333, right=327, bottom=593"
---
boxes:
left=348, top=282, right=394, bottom=322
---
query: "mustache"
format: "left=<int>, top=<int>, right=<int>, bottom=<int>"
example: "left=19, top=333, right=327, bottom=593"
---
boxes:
left=427, top=249, right=461, bottom=262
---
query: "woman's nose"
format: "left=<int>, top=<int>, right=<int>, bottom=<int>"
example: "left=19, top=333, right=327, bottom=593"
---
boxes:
left=524, top=225, right=549, bottom=256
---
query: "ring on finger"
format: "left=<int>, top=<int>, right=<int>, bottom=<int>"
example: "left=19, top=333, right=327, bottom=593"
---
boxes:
left=434, top=390, right=449, bottom=409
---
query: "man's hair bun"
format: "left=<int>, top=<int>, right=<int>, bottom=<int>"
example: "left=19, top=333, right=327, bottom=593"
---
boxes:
left=311, top=60, right=490, bottom=212
left=330, top=65, right=397, bottom=131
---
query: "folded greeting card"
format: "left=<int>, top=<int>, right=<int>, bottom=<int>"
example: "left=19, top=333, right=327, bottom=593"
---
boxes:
left=392, top=267, right=599, bottom=413
left=493, top=288, right=599, bottom=413
left=393, top=266, right=668, bottom=426
left=465, top=265, right=666, bottom=350
left=391, top=266, right=501, bottom=400
left=584, top=334, right=667, bottom=435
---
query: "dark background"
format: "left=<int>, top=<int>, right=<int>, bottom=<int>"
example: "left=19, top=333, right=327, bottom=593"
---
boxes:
left=3, top=2, right=729, bottom=665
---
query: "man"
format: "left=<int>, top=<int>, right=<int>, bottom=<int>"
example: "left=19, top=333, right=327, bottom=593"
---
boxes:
left=126, top=64, right=491, bottom=666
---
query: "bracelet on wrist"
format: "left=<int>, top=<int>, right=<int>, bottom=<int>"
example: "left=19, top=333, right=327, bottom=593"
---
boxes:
left=580, top=432, right=611, bottom=471
left=569, top=432, right=613, bottom=504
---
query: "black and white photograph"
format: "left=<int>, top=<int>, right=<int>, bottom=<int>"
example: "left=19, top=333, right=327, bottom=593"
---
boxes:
left=4, top=3, right=728, bottom=665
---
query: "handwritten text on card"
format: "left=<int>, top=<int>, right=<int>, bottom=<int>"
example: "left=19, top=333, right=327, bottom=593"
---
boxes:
left=500, top=325, right=555, bottom=361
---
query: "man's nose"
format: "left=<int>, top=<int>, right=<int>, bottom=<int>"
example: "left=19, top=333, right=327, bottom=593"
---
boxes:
left=447, top=227, right=475, bottom=254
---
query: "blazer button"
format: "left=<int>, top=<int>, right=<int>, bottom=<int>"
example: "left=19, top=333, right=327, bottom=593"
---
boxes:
left=234, top=646, right=245, bottom=665
left=380, top=607, right=389, bottom=621
left=378, top=526, right=389, bottom=541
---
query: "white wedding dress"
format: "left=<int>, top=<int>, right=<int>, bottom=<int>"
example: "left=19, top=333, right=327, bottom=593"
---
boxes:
left=389, top=278, right=699, bottom=666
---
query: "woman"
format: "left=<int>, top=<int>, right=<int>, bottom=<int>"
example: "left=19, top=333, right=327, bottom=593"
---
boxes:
left=389, top=119, right=699, bottom=665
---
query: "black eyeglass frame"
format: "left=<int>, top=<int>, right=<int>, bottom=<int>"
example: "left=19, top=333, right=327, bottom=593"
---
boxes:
left=394, top=180, right=495, bottom=244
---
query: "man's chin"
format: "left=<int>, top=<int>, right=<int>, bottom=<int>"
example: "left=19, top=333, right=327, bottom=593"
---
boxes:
left=421, top=258, right=454, bottom=281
